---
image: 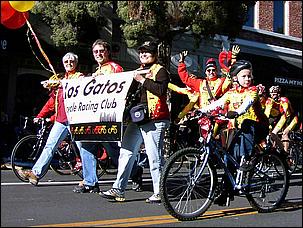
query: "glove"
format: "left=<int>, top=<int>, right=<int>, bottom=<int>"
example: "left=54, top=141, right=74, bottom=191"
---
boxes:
left=179, top=50, right=188, bottom=63
left=33, top=117, right=41, bottom=124
left=194, top=109, right=204, bottom=117
left=231, top=45, right=240, bottom=59
left=226, top=111, right=239, bottom=119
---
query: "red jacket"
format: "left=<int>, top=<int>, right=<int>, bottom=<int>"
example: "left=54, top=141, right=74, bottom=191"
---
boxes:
left=36, top=71, right=83, bottom=124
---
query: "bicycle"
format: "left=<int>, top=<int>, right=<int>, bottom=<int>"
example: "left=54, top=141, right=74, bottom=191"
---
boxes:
left=162, top=116, right=201, bottom=159
left=11, top=117, right=82, bottom=182
left=160, top=112, right=290, bottom=221
left=11, top=117, right=117, bottom=182
left=283, top=130, right=302, bottom=173
left=269, top=130, right=303, bottom=174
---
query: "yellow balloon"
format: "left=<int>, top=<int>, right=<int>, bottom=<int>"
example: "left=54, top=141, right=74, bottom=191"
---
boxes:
left=9, top=1, right=35, bottom=12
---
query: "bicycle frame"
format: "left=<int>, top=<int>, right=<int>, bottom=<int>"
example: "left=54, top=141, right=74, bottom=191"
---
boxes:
left=195, top=114, right=271, bottom=193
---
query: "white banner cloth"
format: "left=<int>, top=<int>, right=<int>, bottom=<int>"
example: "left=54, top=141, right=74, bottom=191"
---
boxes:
left=61, top=71, right=134, bottom=125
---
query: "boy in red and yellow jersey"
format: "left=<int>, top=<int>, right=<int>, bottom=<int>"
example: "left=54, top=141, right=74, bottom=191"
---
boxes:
left=198, top=60, right=269, bottom=206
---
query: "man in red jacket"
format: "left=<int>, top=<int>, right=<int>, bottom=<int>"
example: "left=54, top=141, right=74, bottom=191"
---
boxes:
left=178, top=51, right=232, bottom=136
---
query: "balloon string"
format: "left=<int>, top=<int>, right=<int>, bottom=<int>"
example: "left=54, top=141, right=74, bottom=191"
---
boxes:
left=26, top=29, right=53, bottom=74
left=24, top=14, right=57, bottom=76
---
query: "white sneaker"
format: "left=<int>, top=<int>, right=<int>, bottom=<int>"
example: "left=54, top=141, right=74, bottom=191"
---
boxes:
left=100, top=188, right=125, bottom=202
left=146, top=193, right=161, bottom=203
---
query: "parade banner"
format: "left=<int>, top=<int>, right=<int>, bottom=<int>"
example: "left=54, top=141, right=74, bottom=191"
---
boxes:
left=61, top=71, right=135, bottom=142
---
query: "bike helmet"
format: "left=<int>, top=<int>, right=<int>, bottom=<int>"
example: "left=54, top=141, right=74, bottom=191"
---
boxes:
left=229, top=60, right=252, bottom=77
left=269, top=85, right=281, bottom=94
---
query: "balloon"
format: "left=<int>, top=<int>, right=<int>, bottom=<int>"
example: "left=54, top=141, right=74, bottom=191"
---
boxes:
left=1, top=11, right=29, bottom=29
left=9, top=1, right=35, bottom=12
left=1, top=1, right=16, bottom=23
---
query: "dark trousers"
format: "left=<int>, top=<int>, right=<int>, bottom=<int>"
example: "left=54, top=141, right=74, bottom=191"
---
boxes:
left=230, top=119, right=269, bottom=161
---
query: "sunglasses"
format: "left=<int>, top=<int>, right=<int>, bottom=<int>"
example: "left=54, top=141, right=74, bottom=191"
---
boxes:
left=64, top=60, right=75, bottom=63
left=93, top=49, right=106, bottom=54
left=206, top=68, right=216, bottom=73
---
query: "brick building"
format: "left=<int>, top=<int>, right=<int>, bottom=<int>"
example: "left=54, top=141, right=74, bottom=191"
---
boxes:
left=0, top=1, right=302, bottom=137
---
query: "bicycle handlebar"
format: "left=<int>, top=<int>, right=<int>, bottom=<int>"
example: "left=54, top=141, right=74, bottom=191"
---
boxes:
left=189, top=111, right=230, bottom=122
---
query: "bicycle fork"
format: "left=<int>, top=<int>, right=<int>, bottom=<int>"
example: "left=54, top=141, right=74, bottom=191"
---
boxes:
left=235, top=156, right=245, bottom=192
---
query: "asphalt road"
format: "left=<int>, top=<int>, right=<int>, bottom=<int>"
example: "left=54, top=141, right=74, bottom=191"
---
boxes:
left=1, top=168, right=302, bottom=227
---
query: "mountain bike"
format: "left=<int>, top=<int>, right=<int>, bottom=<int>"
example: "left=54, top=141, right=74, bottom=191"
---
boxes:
left=160, top=112, right=290, bottom=221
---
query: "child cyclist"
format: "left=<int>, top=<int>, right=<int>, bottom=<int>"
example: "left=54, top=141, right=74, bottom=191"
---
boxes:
left=197, top=60, right=269, bottom=206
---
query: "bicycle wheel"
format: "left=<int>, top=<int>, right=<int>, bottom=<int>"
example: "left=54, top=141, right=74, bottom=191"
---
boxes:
left=50, top=140, right=79, bottom=175
left=160, top=147, right=217, bottom=221
left=246, top=152, right=289, bottom=213
left=287, top=143, right=300, bottom=174
left=11, top=135, right=48, bottom=182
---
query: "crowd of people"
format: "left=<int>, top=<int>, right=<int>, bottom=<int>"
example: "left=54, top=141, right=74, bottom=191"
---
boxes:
left=14, top=38, right=301, bottom=206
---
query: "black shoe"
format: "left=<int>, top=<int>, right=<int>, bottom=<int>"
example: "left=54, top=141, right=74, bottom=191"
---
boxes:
left=214, top=193, right=234, bottom=206
left=132, top=181, right=143, bottom=192
left=73, top=183, right=100, bottom=193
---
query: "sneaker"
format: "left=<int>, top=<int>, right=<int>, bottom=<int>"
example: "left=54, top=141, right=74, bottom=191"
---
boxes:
left=18, top=170, right=39, bottom=186
left=100, top=188, right=125, bottom=202
left=146, top=193, right=161, bottom=203
left=132, top=181, right=143, bottom=192
left=73, top=183, right=100, bottom=193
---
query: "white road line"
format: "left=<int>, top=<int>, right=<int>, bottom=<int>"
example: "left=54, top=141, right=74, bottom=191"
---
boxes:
left=1, top=178, right=153, bottom=186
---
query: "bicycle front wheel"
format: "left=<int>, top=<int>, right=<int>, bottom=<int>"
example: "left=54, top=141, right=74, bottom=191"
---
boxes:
left=11, top=135, right=48, bottom=182
left=246, top=152, right=289, bottom=212
left=160, top=147, right=217, bottom=221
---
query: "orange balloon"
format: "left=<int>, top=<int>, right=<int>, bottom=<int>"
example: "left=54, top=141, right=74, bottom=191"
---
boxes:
left=1, top=1, right=16, bottom=23
left=1, top=11, right=29, bottom=29
left=9, top=1, right=35, bottom=12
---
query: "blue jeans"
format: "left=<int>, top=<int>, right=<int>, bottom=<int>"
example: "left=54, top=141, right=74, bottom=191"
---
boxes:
left=231, top=119, right=268, bottom=161
left=77, top=142, right=98, bottom=186
left=112, top=120, right=169, bottom=195
left=32, top=121, right=70, bottom=177
left=78, top=142, right=120, bottom=186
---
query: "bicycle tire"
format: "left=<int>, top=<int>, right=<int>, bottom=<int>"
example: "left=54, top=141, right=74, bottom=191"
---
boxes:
left=11, top=135, right=48, bottom=182
left=50, top=140, right=79, bottom=175
left=99, top=157, right=118, bottom=176
left=246, top=152, right=290, bottom=213
left=287, top=144, right=299, bottom=174
left=160, top=147, right=217, bottom=221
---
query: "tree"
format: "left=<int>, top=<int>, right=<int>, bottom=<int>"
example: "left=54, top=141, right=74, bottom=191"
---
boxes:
left=117, top=1, right=255, bottom=68
left=31, top=1, right=255, bottom=67
left=31, top=1, right=111, bottom=47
